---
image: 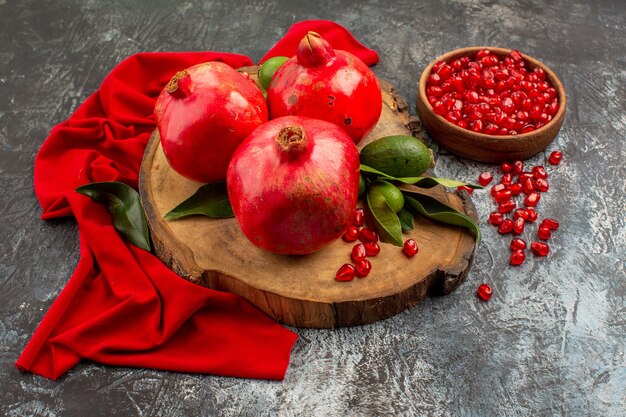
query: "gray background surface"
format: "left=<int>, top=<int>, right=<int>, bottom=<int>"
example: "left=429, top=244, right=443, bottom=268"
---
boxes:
left=1, top=0, right=625, bottom=416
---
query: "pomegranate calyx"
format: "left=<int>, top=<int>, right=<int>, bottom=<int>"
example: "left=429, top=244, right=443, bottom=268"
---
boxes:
left=296, top=31, right=336, bottom=68
left=166, top=70, right=191, bottom=99
left=276, top=126, right=308, bottom=153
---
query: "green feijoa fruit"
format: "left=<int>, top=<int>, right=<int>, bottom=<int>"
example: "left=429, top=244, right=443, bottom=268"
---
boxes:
left=368, top=180, right=404, bottom=213
left=358, top=173, right=366, bottom=197
left=360, top=135, right=432, bottom=178
left=259, top=56, right=289, bottom=90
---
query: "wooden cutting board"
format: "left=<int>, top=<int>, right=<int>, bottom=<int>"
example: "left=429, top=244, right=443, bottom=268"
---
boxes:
left=138, top=70, right=477, bottom=328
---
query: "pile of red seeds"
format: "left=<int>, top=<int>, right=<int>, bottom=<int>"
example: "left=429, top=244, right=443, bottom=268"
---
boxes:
left=336, top=208, right=418, bottom=282
left=426, top=49, right=559, bottom=135
left=473, top=150, right=563, bottom=301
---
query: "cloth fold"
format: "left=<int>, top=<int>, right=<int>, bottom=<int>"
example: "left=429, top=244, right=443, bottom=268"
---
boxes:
left=17, top=20, right=378, bottom=380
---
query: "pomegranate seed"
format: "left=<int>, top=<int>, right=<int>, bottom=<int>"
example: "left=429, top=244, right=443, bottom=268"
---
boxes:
left=477, top=283, right=493, bottom=301
left=476, top=49, right=491, bottom=59
left=364, top=242, right=380, bottom=256
left=457, top=120, right=468, bottom=129
left=538, top=226, right=551, bottom=240
left=491, top=183, right=507, bottom=197
left=510, top=249, right=526, bottom=266
left=336, top=264, right=356, bottom=281
left=524, top=192, right=540, bottom=207
left=358, top=228, right=378, bottom=243
left=500, top=162, right=512, bottom=173
left=501, top=173, right=513, bottom=186
left=512, top=161, right=524, bottom=175
left=510, top=50, right=523, bottom=62
left=478, top=172, right=493, bottom=186
left=489, top=212, right=504, bottom=226
left=508, top=183, right=523, bottom=196
left=521, top=178, right=535, bottom=194
left=353, top=208, right=365, bottom=227
left=525, top=207, right=539, bottom=222
left=513, top=208, right=528, bottom=220
left=457, top=185, right=474, bottom=194
left=351, top=243, right=367, bottom=262
left=343, top=226, right=359, bottom=242
left=428, top=73, right=442, bottom=85
left=530, top=242, right=550, bottom=257
left=541, top=218, right=560, bottom=230
left=355, top=259, right=372, bottom=278
left=532, top=166, right=548, bottom=179
left=510, top=238, right=527, bottom=251
left=403, top=239, right=419, bottom=257
left=513, top=217, right=525, bottom=234
left=498, top=219, right=514, bottom=234
left=518, top=172, right=534, bottom=182
left=534, top=178, right=549, bottom=192
left=548, top=150, right=563, bottom=165
left=498, top=200, right=516, bottom=213
left=494, top=189, right=513, bottom=203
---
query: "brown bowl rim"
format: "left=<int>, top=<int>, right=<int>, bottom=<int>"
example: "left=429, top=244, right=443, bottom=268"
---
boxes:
left=417, top=46, right=566, bottom=143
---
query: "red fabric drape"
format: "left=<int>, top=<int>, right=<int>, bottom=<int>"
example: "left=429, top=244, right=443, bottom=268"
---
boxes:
left=17, top=20, right=378, bottom=380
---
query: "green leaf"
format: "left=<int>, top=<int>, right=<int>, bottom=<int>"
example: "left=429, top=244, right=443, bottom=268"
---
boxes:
left=360, top=164, right=482, bottom=189
left=397, top=208, right=415, bottom=232
left=164, top=182, right=234, bottom=221
left=403, top=193, right=481, bottom=245
left=76, top=181, right=151, bottom=251
left=366, top=189, right=404, bottom=247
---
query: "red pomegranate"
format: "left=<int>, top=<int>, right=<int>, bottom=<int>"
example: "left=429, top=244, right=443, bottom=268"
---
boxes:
left=266, top=32, right=382, bottom=144
left=227, top=116, right=360, bottom=255
left=155, top=62, right=268, bottom=183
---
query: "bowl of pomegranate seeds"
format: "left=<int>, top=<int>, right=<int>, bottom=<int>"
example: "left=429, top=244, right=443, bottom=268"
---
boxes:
left=416, top=47, right=566, bottom=163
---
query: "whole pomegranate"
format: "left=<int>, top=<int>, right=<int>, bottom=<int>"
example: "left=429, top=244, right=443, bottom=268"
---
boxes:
left=155, top=62, right=268, bottom=183
left=267, top=32, right=382, bottom=144
left=227, top=116, right=360, bottom=255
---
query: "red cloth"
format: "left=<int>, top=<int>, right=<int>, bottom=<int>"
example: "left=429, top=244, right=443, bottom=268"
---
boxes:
left=17, top=20, right=378, bottom=380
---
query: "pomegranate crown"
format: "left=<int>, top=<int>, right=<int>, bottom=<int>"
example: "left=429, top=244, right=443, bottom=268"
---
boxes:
left=296, top=31, right=336, bottom=68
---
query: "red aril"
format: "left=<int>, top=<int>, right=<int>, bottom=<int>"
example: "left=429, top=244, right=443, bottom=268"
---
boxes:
left=155, top=62, right=268, bottom=182
left=343, top=225, right=359, bottom=242
left=513, top=208, right=528, bottom=220
left=359, top=228, right=379, bottom=243
left=364, top=242, right=380, bottom=256
left=336, top=264, right=356, bottom=281
left=548, top=150, right=563, bottom=165
left=534, top=178, right=549, bottom=192
left=510, top=250, right=526, bottom=266
left=541, top=218, right=560, bottom=230
left=498, top=219, right=514, bottom=234
left=521, top=178, right=535, bottom=194
left=501, top=173, right=513, bottom=185
left=351, top=243, right=367, bottom=262
left=512, top=161, right=524, bottom=175
left=513, top=217, right=525, bottom=234
left=532, top=166, right=548, bottom=179
left=494, top=189, right=513, bottom=203
left=227, top=116, right=360, bottom=255
left=538, top=226, right=552, bottom=240
left=353, top=208, right=365, bottom=227
left=524, top=192, right=540, bottom=207
left=457, top=185, right=474, bottom=194
left=530, top=242, right=550, bottom=256
left=508, top=183, right=523, bottom=196
left=355, top=259, right=372, bottom=278
left=498, top=200, right=516, bottom=213
left=525, top=207, right=539, bottom=222
left=477, top=283, right=492, bottom=301
left=267, top=32, right=382, bottom=143
left=491, top=183, right=507, bottom=197
left=489, top=212, right=504, bottom=226
left=403, top=239, right=419, bottom=257
left=500, top=162, right=512, bottom=173
left=510, top=238, right=527, bottom=251
left=478, top=172, right=493, bottom=186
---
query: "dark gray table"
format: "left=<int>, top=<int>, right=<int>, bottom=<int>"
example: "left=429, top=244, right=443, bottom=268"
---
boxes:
left=1, top=1, right=624, bottom=415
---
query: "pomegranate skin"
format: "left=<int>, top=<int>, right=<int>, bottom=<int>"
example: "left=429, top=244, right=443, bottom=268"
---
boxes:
left=155, top=62, right=268, bottom=183
left=227, top=116, right=360, bottom=255
left=267, top=32, right=382, bottom=144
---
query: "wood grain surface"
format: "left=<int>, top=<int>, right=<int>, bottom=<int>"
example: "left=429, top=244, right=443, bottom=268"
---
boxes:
left=139, top=77, right=477, bottom=328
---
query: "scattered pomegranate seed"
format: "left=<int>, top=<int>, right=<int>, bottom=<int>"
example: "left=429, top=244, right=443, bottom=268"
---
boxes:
left=537, top=226, right=552, bottom=240
left=532, top=166, right=548, bottom=179
left=403, top=239, right=419, bottom=257
left=491, top=183, right=507, bottom=197
left=498, top=219, right=514, bottom=234
left=501, top=162, right=512, bottom=173
left=512, top=161, right=524, bottom=174
left=500, top=173, right=513, bottom=186
left=508, top=183, right=523, bottom=196
left=477, top=283, right=493, bottom=301
left=498, top=200, right=516, bottom=213
left=478, top=172, right=493, bottom=186
left=364, top=242, right=380, bottom=256
left=510, top=238, right=527, bottom=251
left=524, top=192, right=540, bottom=207
left=510, top=250, right=526, bottom=266
left=358, top=228, right=378, bottom=243
left=525, top=207, right=539, bottom=222
left=530, top=241, right=550, bottom=256
left=355, top=259, right=372, bottom=278
left=534, top=178, right=549, bottom=192
left=521, top=178, right=535, bottom=194
left=351, top=243, right=367, bottom=262
left=457, top=185, right=474, bottom=194
left=513, top=208, right=527, bottom=221
left=336, top=264, right=356, bottom=281
left=548, top=150, right=563, bottom=165
left=494, top=189, right=513, bottom=203
left=518, top=172, right=534, bottom=182
left=353, top=208, right=365, bottom=227
left=488, top=212, right=504, bottom=226
left=513, top=217, right=525, bottom=235
left=541, top=218, right=560, bottom=230
left=343, top=226, right=359, bottom=242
